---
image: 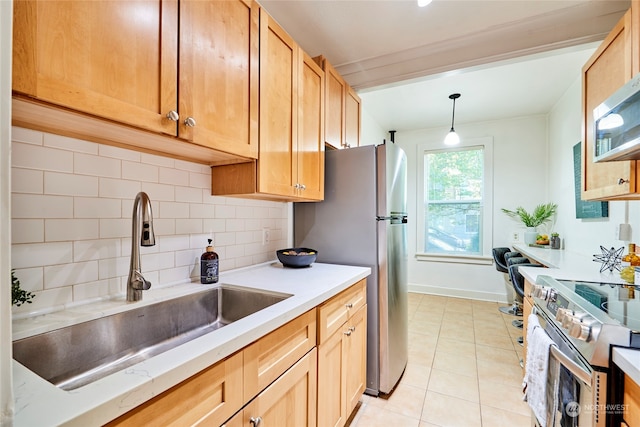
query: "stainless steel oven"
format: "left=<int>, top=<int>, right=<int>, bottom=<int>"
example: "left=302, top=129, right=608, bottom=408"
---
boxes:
left=528, top=275, right=637, bottom=427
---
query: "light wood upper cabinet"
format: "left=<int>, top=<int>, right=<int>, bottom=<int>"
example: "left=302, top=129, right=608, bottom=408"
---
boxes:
left=179, top=0, right=259, bottom=159
left=12, top=0, right=258, bottom=164
left=211, top=8, right=324, bottom=201
left=13, top=0, right=178, bottom=136
left=581, top=9, right=638, bottom=200
left=314, top=56, right=361, bottom=150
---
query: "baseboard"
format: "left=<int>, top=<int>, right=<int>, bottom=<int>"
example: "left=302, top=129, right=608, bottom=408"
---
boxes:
left=408, top=283, right=510, bottom=304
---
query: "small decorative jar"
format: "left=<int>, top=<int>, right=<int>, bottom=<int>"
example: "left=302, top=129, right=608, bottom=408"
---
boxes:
left=550, top=233, right=561, bottom=249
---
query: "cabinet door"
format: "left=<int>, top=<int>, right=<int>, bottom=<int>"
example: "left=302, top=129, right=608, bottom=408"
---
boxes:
left=317, top=326, right=347, bottom=427
left=12, top=0, right=178, bottom=136
left=323, top=60, right=346, bottom=150
left=258, top=9, right=297, bottom=197
left=344, top=87, right=361, bottom=149
left=345, top=304, right=367, bottom=415
left=179, top=0, right=259, bottom=159
left=582, top=10, right=637, bottom=200
left=297, top=51, right=325, bottom=201
left=242, top=348, right=318, bottom=427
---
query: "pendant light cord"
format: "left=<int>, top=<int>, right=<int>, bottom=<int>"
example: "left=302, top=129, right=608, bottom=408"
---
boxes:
left=449, top=93, right=460, bottom=132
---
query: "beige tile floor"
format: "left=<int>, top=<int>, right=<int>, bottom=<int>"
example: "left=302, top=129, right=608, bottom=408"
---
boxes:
left=348, top=293, right=532, bottom=427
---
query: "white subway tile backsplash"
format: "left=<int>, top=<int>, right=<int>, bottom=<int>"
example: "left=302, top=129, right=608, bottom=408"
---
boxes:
left=98, top=144, right=141, bottom=162
left=159, top=167, right=189, bottom=186
left=74, top=197, right=122, bottom=219
left=44, top=261, right=99, bottom=289
left=159, top=201, right=190, bottom=219
left=175, top=218, right=203, bottom=235
left=44, top=171, right=99, bottom=197
left=12, top=242, right=73, bottom=269
left=12, top=126, right=43, bottom=145
left=122, top=160, right=159, bottom=183
left=45, top=219, right=99, bottom=242
left=74, top=152, right=121, bottom=178
left=175, top=186, right=202, bottom=203
left=99, top=218, right=130, bottom=239
left=12, top=142, right=74, bottom=173
left=12, top=219, right=44, bottom=244
left=12, top=168, right=43, bottom=194
left=44, top=133, right=98, bottom=155
left=12, top=128, right=288, bottom=312
left=73, top=239, right=121, bottom=262
left=73, top=278, right=122, bottom=301
left=12, top=194, right=73, bottom=219
left=99, top=178, right=142, bottom=199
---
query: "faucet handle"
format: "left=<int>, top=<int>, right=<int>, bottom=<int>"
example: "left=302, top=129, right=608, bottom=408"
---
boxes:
left=131, top=270, right=152, bottom=291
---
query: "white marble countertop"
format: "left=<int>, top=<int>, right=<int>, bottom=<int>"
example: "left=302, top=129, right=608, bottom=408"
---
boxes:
left=11, top=261, right=371, bottom=427
left=613, top=347, right=640, bottom=386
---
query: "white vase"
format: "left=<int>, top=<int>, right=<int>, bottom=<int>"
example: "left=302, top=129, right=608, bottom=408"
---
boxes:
left=524, top=227, right=537, bottom=245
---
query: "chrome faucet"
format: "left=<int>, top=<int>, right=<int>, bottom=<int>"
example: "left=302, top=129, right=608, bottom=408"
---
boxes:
left=127, top=192, right=156, bottom=302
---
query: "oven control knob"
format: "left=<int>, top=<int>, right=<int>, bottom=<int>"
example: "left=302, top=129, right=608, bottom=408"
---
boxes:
left=556, top=308, right=570, bottom=324
left=569, top=320, right=591, bottom=341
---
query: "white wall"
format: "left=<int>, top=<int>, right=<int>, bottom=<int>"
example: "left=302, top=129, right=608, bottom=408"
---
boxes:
left=360, top=107, right=387, bottom=147
left=10, top=128, right=289, bottom=317
left=1, top=1, right=13, bottom=424
left=548, top=77, right=637, bottom=255
left=393, top=116, right=549, bottom=302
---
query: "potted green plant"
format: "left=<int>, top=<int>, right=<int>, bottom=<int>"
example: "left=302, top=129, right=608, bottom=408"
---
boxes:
left=12, top=270, right=35, bottom=307
left=501, top=203, right=558, bottom=244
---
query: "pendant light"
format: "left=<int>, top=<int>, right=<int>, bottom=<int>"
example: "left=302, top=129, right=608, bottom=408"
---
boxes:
left=417, top=0, right=432, bottom=6
left=444, top=93, right=461, bottom=146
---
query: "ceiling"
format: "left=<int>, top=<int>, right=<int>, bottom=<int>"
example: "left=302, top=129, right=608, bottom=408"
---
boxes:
left=259, top=0, right=630, bottom=132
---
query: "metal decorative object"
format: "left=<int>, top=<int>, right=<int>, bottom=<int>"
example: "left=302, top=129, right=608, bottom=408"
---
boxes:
left=592, top=245, right=623, bottom=273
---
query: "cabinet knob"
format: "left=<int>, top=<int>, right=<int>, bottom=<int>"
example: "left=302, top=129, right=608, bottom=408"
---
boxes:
left=250, top=416, right=262, bottom=427
left=344, top=330, right=352, bottom=336
left=300, top=184, right=306, bottom=190
left=349, top=326, right=356, bottom=332
left=166, top=110, right=179, bottom=122
left=184, top=117, right=197, bottom=127
left=294, top=183, right=300, bottom=189
left=618, top=178, right=630, bottom=185
left=345, top=303, right=353, bottom=309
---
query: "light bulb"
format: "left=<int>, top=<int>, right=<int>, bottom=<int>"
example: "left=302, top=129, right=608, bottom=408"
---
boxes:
left=444, top=130, right=460, bottom=145
left=418, top=0, right=432, bottom=7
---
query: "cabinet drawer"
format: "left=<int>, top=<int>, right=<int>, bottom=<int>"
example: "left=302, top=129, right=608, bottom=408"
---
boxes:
left=105, top=350, right=243, bottom=427
left=318, top=279, right=366, bottom=344
left=244, top=309, right=316, bottom=400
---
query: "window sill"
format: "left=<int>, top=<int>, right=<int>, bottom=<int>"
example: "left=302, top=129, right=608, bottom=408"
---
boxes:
left=415, top=253, right=493, bottom=265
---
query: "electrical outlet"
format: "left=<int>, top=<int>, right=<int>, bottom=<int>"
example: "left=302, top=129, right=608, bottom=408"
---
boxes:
left=262, top=228, right=270, bottom=245
left=512, top=232, right=520, bottom=242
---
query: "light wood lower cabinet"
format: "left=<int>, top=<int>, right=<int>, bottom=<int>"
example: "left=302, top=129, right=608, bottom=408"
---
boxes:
left=224, top=348, right=318, bottom=427
left=623, top=373, right=640, bottom=427
left=105, top=350, right=244, bottom=427
left=317, top=280, right=367, bottom=427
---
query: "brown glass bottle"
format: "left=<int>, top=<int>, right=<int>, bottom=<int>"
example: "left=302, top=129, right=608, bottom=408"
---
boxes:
left=200, top=239, right=219, bottom=284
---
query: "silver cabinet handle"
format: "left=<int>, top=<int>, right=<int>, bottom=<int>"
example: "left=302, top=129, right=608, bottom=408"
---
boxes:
left=250, top=416, right=262, bottom=427
left=345, top=303, right=353, bottom=308
left=294, top=183, right=300, bottom=189
left=184, top=117, right=196, bottom=127
left=349, top=326, right=355, bottom=332
left=166, top=110, right=179, bottom=121
left=300, top=184, right=306, bottom=190
left=344, top=330, right=352, bottom=336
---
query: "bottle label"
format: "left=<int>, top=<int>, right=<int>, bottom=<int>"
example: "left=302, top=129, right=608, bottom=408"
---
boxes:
left=201, top=259, right=219, bottom=284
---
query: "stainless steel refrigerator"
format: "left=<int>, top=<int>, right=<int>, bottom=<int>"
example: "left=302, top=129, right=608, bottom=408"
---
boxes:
left=294, top=142, right=408, bottom=396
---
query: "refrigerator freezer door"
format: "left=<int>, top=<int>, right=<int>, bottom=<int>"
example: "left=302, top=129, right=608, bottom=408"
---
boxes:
left=377, top=143, right=408, bottom=217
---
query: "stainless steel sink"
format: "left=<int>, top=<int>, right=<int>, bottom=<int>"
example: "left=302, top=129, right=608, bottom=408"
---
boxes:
left=12, top=284, right=291, bottom=390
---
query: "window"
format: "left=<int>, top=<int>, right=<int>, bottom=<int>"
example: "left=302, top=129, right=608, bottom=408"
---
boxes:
left=416, top=137, right=493, bottom=262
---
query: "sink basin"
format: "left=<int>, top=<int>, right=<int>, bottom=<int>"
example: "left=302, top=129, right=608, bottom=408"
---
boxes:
left=12, top=284, right=291, bottom=390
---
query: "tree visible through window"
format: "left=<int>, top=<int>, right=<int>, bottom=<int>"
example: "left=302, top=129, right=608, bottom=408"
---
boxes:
left=424, top=147, right=483, bottom=254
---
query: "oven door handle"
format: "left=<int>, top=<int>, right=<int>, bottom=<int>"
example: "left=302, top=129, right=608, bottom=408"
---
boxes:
left=549, top=345, right=592, bottom=385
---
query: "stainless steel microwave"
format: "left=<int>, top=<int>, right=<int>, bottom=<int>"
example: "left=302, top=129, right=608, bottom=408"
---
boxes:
left=594, top=72, right=640, bottom=162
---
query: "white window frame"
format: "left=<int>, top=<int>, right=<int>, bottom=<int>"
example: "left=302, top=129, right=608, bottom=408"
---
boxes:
left=416, top=137, right=494, bottom=264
